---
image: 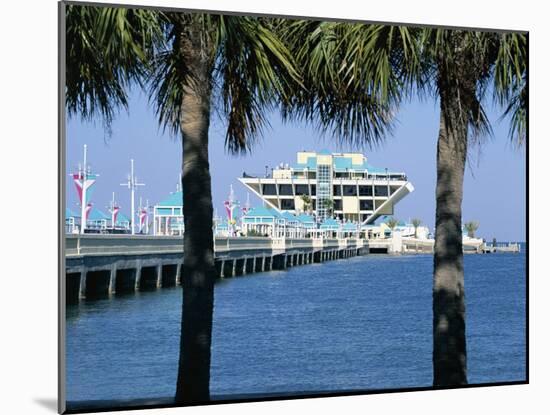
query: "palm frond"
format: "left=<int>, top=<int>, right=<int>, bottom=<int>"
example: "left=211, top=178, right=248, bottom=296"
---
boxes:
left=493, top=33, right=527, bottom=144
left=65, top=4, right=162, bottom=127
left=279, top=21, right=408, bottom=148
left=215, top=16, right=301, bottom=153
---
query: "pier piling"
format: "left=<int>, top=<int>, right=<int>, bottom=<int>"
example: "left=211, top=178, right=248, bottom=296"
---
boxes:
left=115, top=269, right=137, bottom=294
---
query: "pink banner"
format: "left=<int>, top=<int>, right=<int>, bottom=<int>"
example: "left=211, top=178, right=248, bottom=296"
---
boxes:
left=112, top=206, right=120, bottom=225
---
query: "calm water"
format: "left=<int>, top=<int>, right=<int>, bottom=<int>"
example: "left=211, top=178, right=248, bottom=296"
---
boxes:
left=66, top=250, right=526, bottom=402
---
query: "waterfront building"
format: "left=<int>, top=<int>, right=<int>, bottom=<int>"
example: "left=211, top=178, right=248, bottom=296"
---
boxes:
left=153, top=191, right=183, bottom=236
left=241, top=206, right=286, bottom=237
left=362, top=224, right=380, bottom=239
left=320, top=218, right=341, bottom=238
left=86, top=208, right=110, bottom=232
left=364, top=216, right=431, bottom=240
left=215, top=220, right=231, bottom=237
left=238, top=150, right=413, bottom=224
left=296, top=213, right=317, bottom=237
left=114, top=213, right=131, bottom=233
left=66, top=208, right=81, bottom=234
left=342, top=221, right=360, bottom=238
left=394, top=222, right=430, bottom=239
left=280, top=211, right=306, bottom=238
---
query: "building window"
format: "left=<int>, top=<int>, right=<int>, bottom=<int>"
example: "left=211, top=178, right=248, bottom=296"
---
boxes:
left=361, top=214, right=370, bottom=222
left=335, top=172, right=349, bottom=178
left=295, top=184, right=309, bottom=195
left=390, top=185, right=400, bottom=195
left=316, top=164, right=332, bottom=220
left=262, top=183, right=277, bottom=195
left=334, top=199, right=342, bottom=211
left=374, top=199, right=387, bottom=210
left=359, top=185, right=373, bottom=196
left=343, top=185, right=357, bottom=196
left=280, top=199, right=295, bottom=210
left=310, top=185, right=316, bottom=196
left=279, top=184, right=293, bottom=195
left=333, top=185, right=341, bottom=196
left=374, top=185, right=389, bottom=197
left=360, top=200, right=373, bottom=211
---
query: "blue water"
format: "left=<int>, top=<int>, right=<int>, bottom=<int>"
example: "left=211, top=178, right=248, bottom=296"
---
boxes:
left=66, top=251, right=526, bottom=402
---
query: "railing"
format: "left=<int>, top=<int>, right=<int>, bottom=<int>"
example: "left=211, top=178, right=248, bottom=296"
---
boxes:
left=65, top=234, right=184, bottom=257
left=66, top=235, right=366, bottom=258
left=215, top=237, right=273, bottom=252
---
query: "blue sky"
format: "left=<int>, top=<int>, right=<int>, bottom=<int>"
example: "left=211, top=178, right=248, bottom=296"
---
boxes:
left=66, top=88, right=526, bottom=241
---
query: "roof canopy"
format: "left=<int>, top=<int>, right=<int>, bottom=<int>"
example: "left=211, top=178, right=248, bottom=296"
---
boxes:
left=281, top=211, right=299, bottom=223
left=88, top=208, right=109, bottom=221
left=342, top=222, right=359, bottom=232
left=244, top=206, right=282, bottom=218
left=291, top=151, right=400, bottom=174
left=116, top=212, right=130, bottom=224
left=156, top=191, right=183, bottom=207
left=320, top=218, right=340, bottom=230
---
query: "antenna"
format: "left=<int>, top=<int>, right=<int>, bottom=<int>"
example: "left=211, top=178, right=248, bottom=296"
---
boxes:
left=120, top=159, right=145, bottom=235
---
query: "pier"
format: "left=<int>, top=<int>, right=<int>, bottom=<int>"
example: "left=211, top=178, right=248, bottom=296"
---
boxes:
left=65, top=235, right=368, bottom=303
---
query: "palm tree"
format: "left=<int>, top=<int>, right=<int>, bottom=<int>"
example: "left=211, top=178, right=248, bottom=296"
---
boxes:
left=282, top=23, right=526, bottom=386
left=411, top=218, right=422, bottom=239
left=322, top=198, right=335, bottom=216
left=385, top=217, right=399, bottom=235
left=464, top=221, right=479, bottom=238
left=65, top=4, right=300, bottom=403
left=300, top=194, right=312, bottom=213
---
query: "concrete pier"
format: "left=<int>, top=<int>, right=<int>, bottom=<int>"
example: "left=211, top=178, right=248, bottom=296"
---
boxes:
left=66, top=235, right=371, bottom=302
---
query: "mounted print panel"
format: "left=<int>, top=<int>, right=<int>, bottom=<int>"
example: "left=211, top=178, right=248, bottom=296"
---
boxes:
left=59, top=1, right=528, bottom=413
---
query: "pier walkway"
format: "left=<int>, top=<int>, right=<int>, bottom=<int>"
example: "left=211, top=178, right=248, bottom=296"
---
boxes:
left=65, top=235, right=367, bottom=302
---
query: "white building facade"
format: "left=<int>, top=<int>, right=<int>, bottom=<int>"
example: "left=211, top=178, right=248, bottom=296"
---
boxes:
left=238, top=151, right=414, bottom=224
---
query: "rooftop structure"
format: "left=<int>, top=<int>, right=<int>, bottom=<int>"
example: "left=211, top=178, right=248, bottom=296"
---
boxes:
left=238, top=151, right=414, bottom=224
left=153, top=191, right=183, bottom=236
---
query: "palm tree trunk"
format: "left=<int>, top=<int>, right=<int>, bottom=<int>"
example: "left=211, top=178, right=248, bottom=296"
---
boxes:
left=175, top=19, right=215, bottom=404
left=433, top=81, right=469, bottom=386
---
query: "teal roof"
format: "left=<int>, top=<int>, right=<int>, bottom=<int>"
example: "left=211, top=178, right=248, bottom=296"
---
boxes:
left=157, top=191, right=183, bottom=207
left=296, top=213, right=315, bottom=224
left=294, top=156, right=317, bottom=170
left=116, top=212, right=130, bottom=224
left=292, top=152, right=398, bottom=174
left=88, top=208, right=109, bottom=221
left=342, top=222, right=359, bottom=231
left=333, top=157, right=353, bottom=170
left=365, top=163, right=388, bottom=174
left=244, top=206, right=282, bottom=218
left=281, top=211, right=299, bottom=222
left=320, top=218, right=340, bottom=229
left=216, top=221, right=229, bottom=230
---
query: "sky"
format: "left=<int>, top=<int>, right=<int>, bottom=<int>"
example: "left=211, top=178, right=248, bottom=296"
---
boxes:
left=66, top=88, right=526, bottom=241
